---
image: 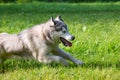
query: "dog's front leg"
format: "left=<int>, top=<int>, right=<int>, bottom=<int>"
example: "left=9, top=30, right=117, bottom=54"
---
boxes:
left=53, top=48, right=84, bottom=65
left=38, top=50, right=68, bottom=66
left=38, top=54, right=68, bottom=66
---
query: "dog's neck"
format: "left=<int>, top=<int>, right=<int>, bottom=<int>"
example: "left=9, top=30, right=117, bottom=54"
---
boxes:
left=42, top=27, right=59, bottom=47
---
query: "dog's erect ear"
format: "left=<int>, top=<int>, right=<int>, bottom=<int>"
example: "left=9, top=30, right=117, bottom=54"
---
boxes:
left=55, top=15, right=63, bottom=21
left=49, top=17, right=56, bottom=26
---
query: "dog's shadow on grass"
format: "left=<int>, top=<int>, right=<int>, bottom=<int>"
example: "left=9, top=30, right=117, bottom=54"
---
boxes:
left=0, top=59, right=42, bottom=73
left=0, top=59, right=68, bottom=73
left=0, top=59, right=120, bottom=74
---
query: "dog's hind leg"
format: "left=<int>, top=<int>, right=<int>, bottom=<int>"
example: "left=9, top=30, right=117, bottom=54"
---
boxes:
left=0, top=58, right=5, bottom=73
left=0, top=59, right=3, bottom=64
left=38, top=55, right=68, bottom=66
left=0, top=54, right=5, bottom=64
left=53, top=48, right=84, bottom=65
left=0, top=54, right=6, bottom=65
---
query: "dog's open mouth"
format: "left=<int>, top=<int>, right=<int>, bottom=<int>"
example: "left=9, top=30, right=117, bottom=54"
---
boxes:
left=60, top=37, right=72, bottom=47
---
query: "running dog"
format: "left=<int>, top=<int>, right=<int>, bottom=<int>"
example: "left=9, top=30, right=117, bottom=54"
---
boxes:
left=0, top=16, right=83, bottom=66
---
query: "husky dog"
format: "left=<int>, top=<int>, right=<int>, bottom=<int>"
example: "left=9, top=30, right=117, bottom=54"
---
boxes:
left=0, top=16, right=83, bottom=66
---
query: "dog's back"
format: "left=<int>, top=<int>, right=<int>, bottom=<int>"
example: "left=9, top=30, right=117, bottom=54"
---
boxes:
left=0, top=33, right=24, bottom=55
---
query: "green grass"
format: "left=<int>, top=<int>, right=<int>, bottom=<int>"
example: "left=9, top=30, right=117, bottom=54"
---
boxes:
left=0, top=2, right=120, bottom=80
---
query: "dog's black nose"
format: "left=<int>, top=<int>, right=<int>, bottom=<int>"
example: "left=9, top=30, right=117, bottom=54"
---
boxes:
left=71, top=36, right=75, bottom=40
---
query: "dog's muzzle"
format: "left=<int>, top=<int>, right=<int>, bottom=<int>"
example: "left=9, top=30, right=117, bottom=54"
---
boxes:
left=60, top=34, right=75, bottom=47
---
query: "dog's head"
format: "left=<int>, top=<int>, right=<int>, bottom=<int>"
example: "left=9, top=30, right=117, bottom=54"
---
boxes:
left=45, top=16, right=75, bottom=47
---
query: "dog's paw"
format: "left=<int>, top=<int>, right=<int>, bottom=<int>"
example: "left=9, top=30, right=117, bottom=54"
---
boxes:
left=74, top=60, right=84, bottom=66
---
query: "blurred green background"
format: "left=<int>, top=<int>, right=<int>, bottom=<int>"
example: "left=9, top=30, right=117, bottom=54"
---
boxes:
left=0, top=0, right=120, bottom=3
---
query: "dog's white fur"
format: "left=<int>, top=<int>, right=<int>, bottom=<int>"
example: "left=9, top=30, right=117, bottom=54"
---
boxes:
left=0, top=16, right=83, bottom=66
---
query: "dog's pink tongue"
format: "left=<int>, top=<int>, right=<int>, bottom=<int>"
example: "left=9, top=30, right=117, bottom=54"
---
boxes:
left=65, top=41, right=72, bottom=47
left=60, top=37, right=72, bottom=47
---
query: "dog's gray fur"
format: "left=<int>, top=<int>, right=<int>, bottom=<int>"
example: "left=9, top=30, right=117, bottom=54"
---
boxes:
left=0, top=16, right=83, bottom=66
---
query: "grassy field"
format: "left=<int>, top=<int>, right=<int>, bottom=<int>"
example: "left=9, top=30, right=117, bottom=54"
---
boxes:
left=0, top=2, right=120, bottom=80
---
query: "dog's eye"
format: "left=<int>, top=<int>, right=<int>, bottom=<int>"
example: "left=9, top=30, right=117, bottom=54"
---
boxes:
left=63, top=30, right=66, bottom=33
